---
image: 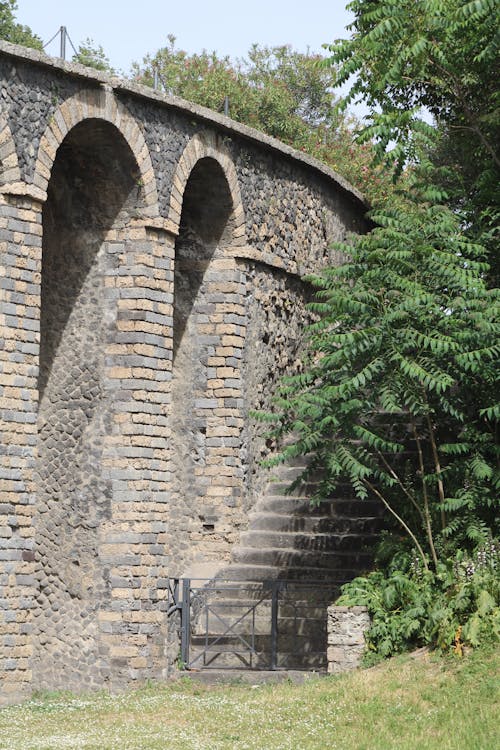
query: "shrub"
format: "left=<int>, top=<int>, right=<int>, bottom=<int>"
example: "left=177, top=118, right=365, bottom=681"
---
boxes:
left=337, top=539, right=500, bottom=660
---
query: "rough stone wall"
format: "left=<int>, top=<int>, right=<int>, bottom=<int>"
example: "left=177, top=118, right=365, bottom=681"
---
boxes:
left=166, top=157, right=246, bottom=577
left=0, top=41, right=369, bottom=702
left=241, top=264, right=312, bottom=504
left=32, top=118, right=149, bottom=690
left=327, top=605, right=370, bottom=673
left=236, top=146, right=363, bottom=275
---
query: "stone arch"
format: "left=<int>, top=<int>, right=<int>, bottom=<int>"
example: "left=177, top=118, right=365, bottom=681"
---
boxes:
left=32, top=97, right=160, bottom=690
left=33, top=88, right=159, bottom=217
left=0, top=117, right=21, bottom=186
left=168, top=131, right=246, bottom=245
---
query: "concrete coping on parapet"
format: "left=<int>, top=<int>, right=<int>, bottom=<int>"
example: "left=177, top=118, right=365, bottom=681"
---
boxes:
left=0, top=39, right=368, bottom=212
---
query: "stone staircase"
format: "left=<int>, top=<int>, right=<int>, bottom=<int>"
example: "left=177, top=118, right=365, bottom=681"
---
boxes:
left=223, top=462, right=383, bottom=584
left=186, top=460, right=383, bottom=670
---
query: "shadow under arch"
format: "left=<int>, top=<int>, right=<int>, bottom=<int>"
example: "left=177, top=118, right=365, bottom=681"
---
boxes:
left=38, top=118, right=145, bottom=400
left=173, top=155, right=235, bottom=360
left=34, top=116, right=148, bottom=690
left=33, top=89, right=159, bottom=215
left=170, top=147, right=246, bottom=563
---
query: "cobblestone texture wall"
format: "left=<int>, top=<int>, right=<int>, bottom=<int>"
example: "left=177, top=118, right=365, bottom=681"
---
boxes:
left=0, top=41, right=369, bottom=703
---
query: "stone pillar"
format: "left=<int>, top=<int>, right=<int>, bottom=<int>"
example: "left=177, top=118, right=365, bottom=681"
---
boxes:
left=197, top=256, right=247, bottom=551
left=98, top=219, right=174, bottom=686
left=327, top=604, right=370, bottom=674
left=0, top=186, right=43, bottom=705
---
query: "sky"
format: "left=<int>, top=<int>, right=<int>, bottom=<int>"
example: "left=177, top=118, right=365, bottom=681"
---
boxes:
left=15, top=0, right=355, bottom=75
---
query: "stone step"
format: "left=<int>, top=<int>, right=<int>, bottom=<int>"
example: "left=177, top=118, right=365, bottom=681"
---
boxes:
left=231, top=547, right=373, bottom=571
left=198, top=584, right=340, bottom=609
left=248, top=512, right=382, bottom=534
left=265, top=465, right=311, bottom=483
left=238, top=530, right=378, bottom=552
left=255, top=495, right=382, bottom=517
left=190, top=631, right=326, bottom=650
left=264, top=481, right=335, bottom=498
left=218, top=563, right=358, bottom=584
left=188, top=649, right=270, bottom=670
left=266, top=469, right=332, bottom=489
left=191, top=608, right=327, bottom=637
left=189, top=591, right=331, bottom=612
left=188, top=643, right=327, bottom=671
left=175, top=670, right=327, bottom=684
left=189, top=630, right=328, bottom=649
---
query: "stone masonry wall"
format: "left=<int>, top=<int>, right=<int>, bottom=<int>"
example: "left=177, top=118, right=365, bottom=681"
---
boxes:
left=327, top=605, right=370, bottom=673
left=0, top=40, right=369, bottom=702
left=0, top=187, right=41, bottom=704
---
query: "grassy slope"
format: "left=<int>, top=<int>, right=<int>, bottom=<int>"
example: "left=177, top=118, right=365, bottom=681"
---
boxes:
left=0, top=646, right=498, bottom=750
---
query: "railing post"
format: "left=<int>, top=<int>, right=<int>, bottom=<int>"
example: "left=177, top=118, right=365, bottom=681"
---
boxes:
left=59, top=26, right=66, bottom=60
left=180, top=578, right=191, bottom=669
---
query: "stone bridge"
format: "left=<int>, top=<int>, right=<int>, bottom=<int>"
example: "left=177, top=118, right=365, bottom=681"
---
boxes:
left=0, top=40, right=370, bottom=702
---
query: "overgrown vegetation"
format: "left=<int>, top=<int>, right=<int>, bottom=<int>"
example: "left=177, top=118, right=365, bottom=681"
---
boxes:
left=0, top=646, right=498, bottom=749
left=326, top=0, right=500, bottom=282
left=339, top=540, right=500, bottom=661
left=0, top=0, right=41, bottom=49
left=71, top=37, right=116, bottom=74
left=264, top=0, right=499, bottom=659
left=131, top=36, right=394, bottom=202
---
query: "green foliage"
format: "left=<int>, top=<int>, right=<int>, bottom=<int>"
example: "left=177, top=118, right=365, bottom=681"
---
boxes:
left=72, top=38, right=115, bottom=74
left=131, top=36, right=395, bottom=203
left=132, top=36, right=341, bottom=144
left=267, top=169, right=499, bottom=568
left=338, top=540, right=500, bottom=658
left=325, top=0, right=499, bottom=173
left=263, top=1, right=499, bottom=580
left=0, top=0, right=42, bottom=49
left=324, top=0, right=499, bottom=279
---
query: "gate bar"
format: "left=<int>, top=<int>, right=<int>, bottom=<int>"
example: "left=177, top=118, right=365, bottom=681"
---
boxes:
left=180, top=578, right=191, bottom=667
left=270, top=582, right=279, bottom=670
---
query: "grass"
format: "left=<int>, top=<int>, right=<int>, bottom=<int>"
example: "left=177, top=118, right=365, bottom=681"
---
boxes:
left=0, top=646, right=498, bottom=750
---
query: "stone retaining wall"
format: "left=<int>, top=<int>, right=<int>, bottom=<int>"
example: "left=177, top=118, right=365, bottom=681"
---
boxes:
left=327, top=605, right=370, bottom=673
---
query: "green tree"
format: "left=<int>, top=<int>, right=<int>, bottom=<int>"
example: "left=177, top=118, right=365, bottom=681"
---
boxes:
left=132, top=36, right=341, bottom=143
left=0, top=0, right=42, bottom=49
left=131, top=37, right=394, bottom=202
left=269, top=180, right=499, bottom=569
left=132, top=35, right=260, bottom=124
left=72, top=37, right=115, bottom=74
left=266, top=0, right=500, bottom=569
left=325, top=0, right=499, bottom=277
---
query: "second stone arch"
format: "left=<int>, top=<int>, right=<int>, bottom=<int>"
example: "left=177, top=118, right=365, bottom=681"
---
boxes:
left=169, top=132, right=249, bottom=576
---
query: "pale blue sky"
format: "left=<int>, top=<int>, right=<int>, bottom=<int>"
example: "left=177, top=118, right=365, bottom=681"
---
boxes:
left=16, top=0, right=354, bottom=74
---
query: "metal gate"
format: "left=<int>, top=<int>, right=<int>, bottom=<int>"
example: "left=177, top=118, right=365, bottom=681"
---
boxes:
left=168, top=578, right=338, bottom=671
